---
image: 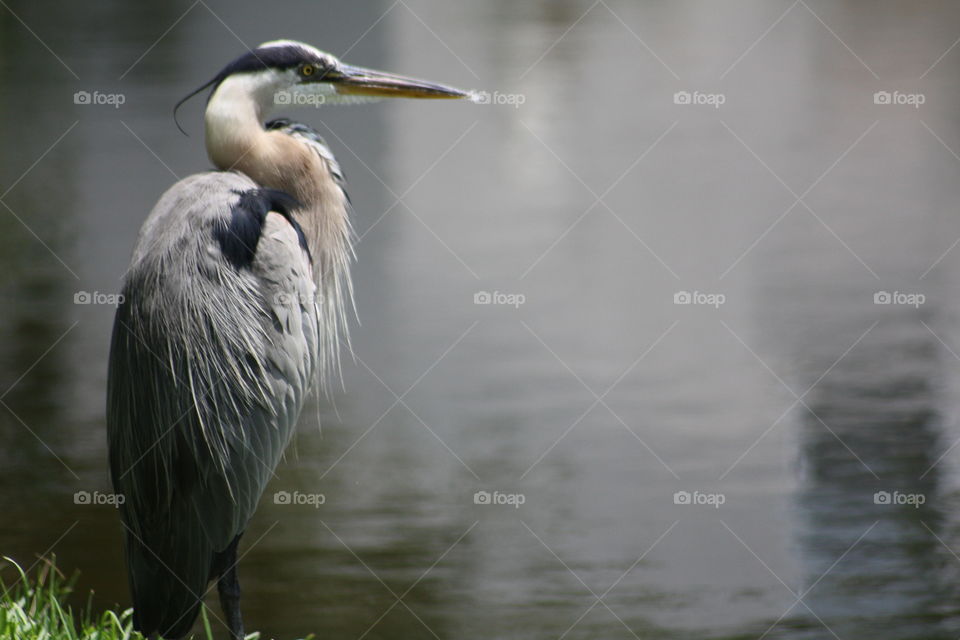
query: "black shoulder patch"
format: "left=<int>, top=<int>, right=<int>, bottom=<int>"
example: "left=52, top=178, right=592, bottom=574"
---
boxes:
left=213, top=188, right=309, bottom=269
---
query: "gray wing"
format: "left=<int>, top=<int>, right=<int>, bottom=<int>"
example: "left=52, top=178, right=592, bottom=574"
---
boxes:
left=107, top=171, right=318, bottom=637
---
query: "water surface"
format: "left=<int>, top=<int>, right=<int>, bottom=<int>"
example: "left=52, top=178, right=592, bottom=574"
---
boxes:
left=3, top=1, right=960, bottom=638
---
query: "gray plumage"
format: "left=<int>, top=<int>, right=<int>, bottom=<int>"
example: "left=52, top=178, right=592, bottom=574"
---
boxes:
left=108, top=172, right=319, bottom=637
left=106, top=39, right=468, bottom=640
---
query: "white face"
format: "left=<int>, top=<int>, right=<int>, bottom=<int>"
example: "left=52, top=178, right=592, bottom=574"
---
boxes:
left=206, top=38, right=466, bottom=119
left=219, top=43, right=384, bottom=113
left=259, top=40, right=381, bottom=107
left=272, top=68, right=340, bottom=109
left=287, top=81, right=386, bottom=107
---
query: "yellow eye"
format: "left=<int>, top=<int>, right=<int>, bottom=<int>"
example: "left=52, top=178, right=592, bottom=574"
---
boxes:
left=300, top=64, right=315, bottom=77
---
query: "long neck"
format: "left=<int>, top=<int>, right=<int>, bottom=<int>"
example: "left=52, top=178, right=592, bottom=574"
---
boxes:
left=205, top=78, right=355, bottom=387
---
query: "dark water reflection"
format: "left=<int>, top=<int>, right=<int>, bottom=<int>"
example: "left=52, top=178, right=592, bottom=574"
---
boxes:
left=765, top=305, right=958, bottom=638
left=4, top=0, right=960, bottom=638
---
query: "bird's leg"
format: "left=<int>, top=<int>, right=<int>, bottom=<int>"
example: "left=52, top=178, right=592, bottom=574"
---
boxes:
left=216, top=543, right=245, bottom=640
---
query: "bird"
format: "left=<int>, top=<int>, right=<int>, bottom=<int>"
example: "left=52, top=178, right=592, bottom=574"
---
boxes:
left=106, top=39, right=468, bottom=640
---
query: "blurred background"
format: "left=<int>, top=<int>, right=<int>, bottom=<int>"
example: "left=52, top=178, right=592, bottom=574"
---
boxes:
left=3, top=0, right=960, bottom=638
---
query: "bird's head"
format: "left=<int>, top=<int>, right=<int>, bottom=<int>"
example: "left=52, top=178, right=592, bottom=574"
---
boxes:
left=175, top=39, right=469, bottom=131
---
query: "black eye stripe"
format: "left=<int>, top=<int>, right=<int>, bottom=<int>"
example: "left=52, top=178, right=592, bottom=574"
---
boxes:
left=182, top=44, right=336, bottom=112
left=217, top=46, right=328, bottom=76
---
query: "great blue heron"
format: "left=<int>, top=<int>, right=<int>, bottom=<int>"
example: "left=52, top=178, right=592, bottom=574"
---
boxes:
left=106, top=39, right=467, bottom=640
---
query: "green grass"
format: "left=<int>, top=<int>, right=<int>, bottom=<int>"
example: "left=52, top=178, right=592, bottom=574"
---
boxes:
left=0, top=557, right=224, bottom=640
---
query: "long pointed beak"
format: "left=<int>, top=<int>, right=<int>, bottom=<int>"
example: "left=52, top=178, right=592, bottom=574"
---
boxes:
left=328, top=64, right=469, bottom=99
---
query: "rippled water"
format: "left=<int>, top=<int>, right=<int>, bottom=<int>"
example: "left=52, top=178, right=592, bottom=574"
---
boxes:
left=3, top=1, right=960, bottom=638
